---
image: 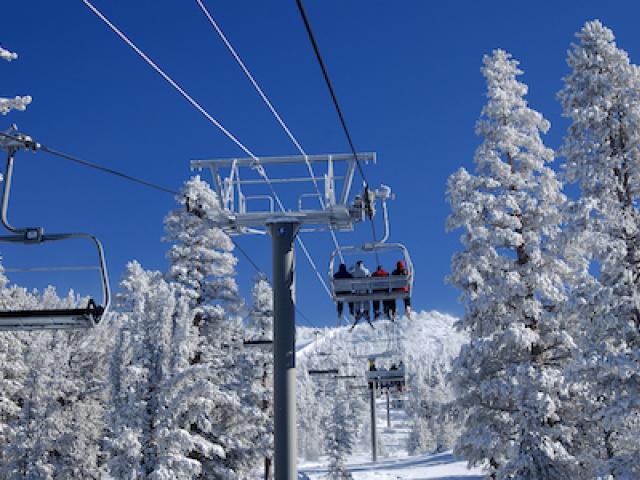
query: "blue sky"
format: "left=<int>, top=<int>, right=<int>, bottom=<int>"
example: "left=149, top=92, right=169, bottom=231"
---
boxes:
left=2, top=1, right=638, bottom=327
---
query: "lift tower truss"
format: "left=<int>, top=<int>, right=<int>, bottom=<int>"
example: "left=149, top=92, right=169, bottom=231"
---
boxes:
left=192, top=152, right=376, bottom=480
left=191, top=153, right=376, bottom=235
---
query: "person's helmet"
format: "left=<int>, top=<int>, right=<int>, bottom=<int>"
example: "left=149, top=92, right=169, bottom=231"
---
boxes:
left=397, top=260, right=406, bottom=269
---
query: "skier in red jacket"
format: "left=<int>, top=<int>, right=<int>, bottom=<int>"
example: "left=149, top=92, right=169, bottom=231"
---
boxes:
left=371, top=265, right=390, bottom=320
left=392, top=260, right=411, bottom=318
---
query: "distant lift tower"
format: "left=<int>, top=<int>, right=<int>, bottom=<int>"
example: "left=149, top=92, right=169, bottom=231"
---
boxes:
left=191, top=152, right=376, bottom=480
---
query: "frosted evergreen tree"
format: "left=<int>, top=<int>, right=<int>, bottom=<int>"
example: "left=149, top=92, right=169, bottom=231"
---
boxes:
left=243, top=274, right=274, bottom=479
left=38, top=288, right=111, bottom=479
left=0, top=265, right=31, bottom=468
left=158, top=176, right=254, bottom=479
left=297, top=371, right=324, bottom=461
left=324, top=390, right=354, bottom=480
left=107, top=261, right=177, bottom=478
left=447, top=50, right=577, bottom=479
left=345, top=385, right=368, bottom=453
left=56, top=325, right=112, bottom=479
left=2, top=331, right=56, bottom=479
left=0, top=46, right=31, bottom=115
left=407, top=360, right=459, bottom=455
left=558, top=20, right=640, bottom=479
left=0, top=287, right=109, bottom=479
left=247, top=274, right=273, bottom=342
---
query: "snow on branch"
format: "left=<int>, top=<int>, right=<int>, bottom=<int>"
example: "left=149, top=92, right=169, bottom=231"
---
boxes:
left=0, top=46, right=17, bottom=62
left=1, top=45, right=31, bottom=115
left=0, top=96, right=32, bottom=115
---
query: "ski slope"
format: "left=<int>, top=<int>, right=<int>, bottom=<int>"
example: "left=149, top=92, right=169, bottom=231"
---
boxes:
left=297, top=312, right=484, bottom=479
left=300, top=451, right=482, bottom=479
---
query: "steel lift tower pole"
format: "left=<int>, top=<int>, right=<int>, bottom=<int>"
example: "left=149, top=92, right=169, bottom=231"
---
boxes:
left=369, top=377, right=378, bottom=462
left=269, top=220, right=299, bottom=480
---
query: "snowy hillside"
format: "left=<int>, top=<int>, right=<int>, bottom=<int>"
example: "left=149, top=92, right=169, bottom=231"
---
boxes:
left=296, top=311, right=483, bottom=479
left=301, top=452, right=482, bottom=479
left=296, top=310, right=468, bottom=362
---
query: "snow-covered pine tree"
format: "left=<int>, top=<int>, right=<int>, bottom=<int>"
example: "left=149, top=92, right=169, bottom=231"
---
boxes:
left=244, top=274, right=274, bottom=479
left=107, top=261, right=178, bottom=478
left=0, top=286, right=109, bottom=479
left=56, top=324, right=112, bottom=479
left=297, top=370, right=324, bottom=461
left=324, top=389, right=354, bottom=480
left=558, top=20, right=640, bottom=479
left=36, top=287, right=111, bottom=479
left=159, top=176, right=255, bottom=479
left=2, top=331, right=57, bottom=479
left=407, top=360, right=458, bottom=455
left=247, top=274, right=273, bottom=342
left=0, top=265, right=31, bottom=469
left=0, top=46, right=31, bottom=115
left=447, top=50, right=577, bottom=479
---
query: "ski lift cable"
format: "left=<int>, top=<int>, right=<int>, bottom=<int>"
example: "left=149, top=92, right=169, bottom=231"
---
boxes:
left=0, top=131, right=181, bottom=197
left=82, top=0, right=256, bottom=161
left=4, top=266, right=99, bottom=273
left=82, top=0, right=333, bottom=300
left=230, top=237, right=263, bottom=274
left=295, top=0, right=368, bottom=183
left=194, top=0, right=345, bottom=264
left=295, top=0, right=381, bottom=252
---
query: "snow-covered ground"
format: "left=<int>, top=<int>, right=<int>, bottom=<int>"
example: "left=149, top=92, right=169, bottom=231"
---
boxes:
left=300, top=451, right=482, bottom=479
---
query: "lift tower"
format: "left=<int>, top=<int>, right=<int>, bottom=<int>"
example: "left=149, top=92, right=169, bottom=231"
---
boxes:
left=192, top=152, right=376, bottom=480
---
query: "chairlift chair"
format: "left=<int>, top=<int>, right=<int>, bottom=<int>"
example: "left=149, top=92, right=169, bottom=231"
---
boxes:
left=366, top=367, right=406, bottom=391
left=329, top=242, right=414, bottom=305
left=0, top=128, right=110, bottom=330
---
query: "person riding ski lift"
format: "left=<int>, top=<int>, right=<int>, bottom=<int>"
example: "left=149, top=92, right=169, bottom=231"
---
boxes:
left=333, top=263, right=354, bottom=319
left=392, top=260, right=411, bottom=318
left=397, top=360, right=406, bottom=392
left=350, top=260, right=372, bottom=328
left=371, top=264, right=391, bottom=320
left=368, top=359, right=377, bottom=390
